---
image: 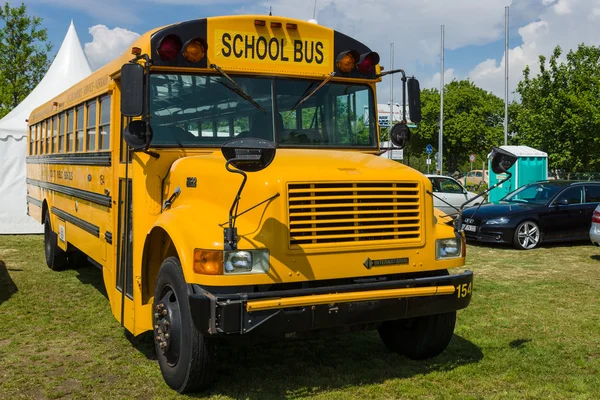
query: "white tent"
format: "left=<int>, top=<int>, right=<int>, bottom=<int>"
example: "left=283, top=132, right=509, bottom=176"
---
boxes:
left=0, top=21, right=92, bottom=234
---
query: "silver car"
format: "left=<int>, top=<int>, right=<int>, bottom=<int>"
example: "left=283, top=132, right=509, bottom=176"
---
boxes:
left=590, top=204, right=600, bottom=246
left=426, top=175, right=482, bottom=217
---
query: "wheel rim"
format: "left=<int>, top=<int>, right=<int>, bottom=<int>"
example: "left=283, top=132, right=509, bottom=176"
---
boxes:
left=154, top=284, right=182, bottom=367
left=517, top=222, right=539, bottom=249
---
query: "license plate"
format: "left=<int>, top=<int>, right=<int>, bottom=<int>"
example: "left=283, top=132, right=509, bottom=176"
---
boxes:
left=463, top=224, right=477, bottom=232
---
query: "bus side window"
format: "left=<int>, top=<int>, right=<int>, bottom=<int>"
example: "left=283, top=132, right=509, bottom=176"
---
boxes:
left=216, top=120, right=229, bottom=138
left=52, top=116, right=58, bottom=153
left=44, top=120, right=49, bottom=154
left=233, top=116, right=249, bottom=136
left=29, top=126, right=34, bottom=155
left=87, top=100, right=97, bottom=151
left=35, top=123, right=40, bottom=155
left=282, top=110, right=297, bottom=130
left=66, top=109, right=74, bottom=152
left=76, top=105, right=84, bottom=152
left=200, top=120, right=213, bottom=138
left=58, top=113, right=65, bottom=153
left=99, top=96, right=111, bottom=150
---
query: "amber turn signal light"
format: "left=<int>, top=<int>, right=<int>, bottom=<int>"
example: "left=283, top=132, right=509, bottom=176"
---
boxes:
left=193, top=249, right=223, bottom=275
left=183, top=38, right=207, bottom=63
left=131, top=47, right=142, bottom=56
left=336, top=50, right=359, bottom=73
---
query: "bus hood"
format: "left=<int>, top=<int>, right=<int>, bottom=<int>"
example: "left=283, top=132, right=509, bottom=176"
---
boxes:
left=164, top=149, right=428, bottom=251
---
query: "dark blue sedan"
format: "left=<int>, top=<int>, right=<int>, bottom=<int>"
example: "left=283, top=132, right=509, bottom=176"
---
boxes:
left=461, top=181, right=600, bottom=250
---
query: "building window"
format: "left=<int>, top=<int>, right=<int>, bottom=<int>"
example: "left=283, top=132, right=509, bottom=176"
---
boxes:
left=99, top=96, right=111, bottom=150
left=66, top=109, right=74, bottom=152
left=76, top=105, right=84, bottom=152
left=86, top=100, right=97, bottom=151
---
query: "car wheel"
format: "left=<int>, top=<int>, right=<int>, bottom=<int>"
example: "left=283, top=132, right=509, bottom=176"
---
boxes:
left=153, top=257, right=217, bottom=393
left=513, top=220, right=540, bottom=250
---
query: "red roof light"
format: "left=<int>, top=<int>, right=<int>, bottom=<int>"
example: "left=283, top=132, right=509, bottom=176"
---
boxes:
left=157, top=34, right=182, bottom=61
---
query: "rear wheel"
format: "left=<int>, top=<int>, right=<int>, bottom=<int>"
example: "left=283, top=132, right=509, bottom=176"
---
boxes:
left=513, top=220, right=540, bottom=250
left=378, top=311, right=456, bottom=360
left=44, top=212, right=68, bottom=271
left=153, top=257, right=216, bottom=393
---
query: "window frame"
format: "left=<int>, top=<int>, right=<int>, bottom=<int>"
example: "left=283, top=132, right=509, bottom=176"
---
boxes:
left=86, top=99, right=97, bottom=151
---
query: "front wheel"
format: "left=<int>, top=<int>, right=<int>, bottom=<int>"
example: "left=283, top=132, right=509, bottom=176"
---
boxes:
left=513, top=220, right=540, bottom=250
left=378, top=311, right=456, bottom=360
left=153, top=257, right=216, bottom=393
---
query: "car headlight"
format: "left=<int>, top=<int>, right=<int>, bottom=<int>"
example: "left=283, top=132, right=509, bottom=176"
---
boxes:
left=224, top=249, right=270, bottom=274
left=436, top=238, right=462, bottom=260
left=485, top=217, right=509, bottom=225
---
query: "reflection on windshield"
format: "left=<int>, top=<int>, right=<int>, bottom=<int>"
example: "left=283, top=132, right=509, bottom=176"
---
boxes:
left=502, top=183, right=561, bottom=205
left=149, top=74, right=376, bottom=148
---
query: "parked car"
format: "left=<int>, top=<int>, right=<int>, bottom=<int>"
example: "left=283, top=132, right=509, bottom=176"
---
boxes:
left=465, top=169, right=489, bottom=187
left=590, top=204, right=600, bottom=246
left=461, top=180, right=600, bottom=250
left=426, top=175, right=482, bottom=217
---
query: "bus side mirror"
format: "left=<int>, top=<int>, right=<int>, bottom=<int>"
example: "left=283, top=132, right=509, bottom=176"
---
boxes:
left=123, top=120, right=152, bottom=151
left=490, top=146, right=517, bottom=174
left=121, top=63, right=144, bottom=117
left=389, top=123, right=410, bottom=149
left=407, top=78, right=421, bottom=123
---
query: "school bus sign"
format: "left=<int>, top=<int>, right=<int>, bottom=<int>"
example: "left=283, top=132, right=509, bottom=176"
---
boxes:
left=208, top=17, right=332, bottom=75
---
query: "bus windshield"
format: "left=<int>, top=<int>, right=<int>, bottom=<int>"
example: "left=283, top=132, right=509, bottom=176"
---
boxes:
left=149, top=73, right=376, bottom=148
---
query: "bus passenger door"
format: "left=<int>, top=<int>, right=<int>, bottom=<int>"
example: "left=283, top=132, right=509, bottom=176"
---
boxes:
left=114, top=114, right=135, bottom=332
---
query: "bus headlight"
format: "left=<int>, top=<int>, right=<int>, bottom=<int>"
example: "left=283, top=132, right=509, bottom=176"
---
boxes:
left=436, top=238, right=461, bottom=260
left=224, top=250, right=270, bottom=274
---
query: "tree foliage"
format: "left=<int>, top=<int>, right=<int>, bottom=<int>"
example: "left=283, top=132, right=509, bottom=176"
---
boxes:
left=409, top=80, right=504, bottom=173
left=512, top=44, right=600, bottom=173
left=0, top=2, right=52, bottom=118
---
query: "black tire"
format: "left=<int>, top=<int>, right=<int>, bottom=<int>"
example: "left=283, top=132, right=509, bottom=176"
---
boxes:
left=153, top=257, right=216, bottom=393
left=44, top=212, right=68, bottom=271
left=378, top=311, right=457, bottom=360
left=512, top=220, right=541, bottom=250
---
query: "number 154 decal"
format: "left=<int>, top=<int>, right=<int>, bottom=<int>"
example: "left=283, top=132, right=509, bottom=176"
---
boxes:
left=456, top=282, right=472, bottom=298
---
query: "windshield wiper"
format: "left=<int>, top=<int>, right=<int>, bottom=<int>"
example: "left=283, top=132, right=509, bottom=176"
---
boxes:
left=286, top=72, right=336, bottom=117
left=210, top=63, right=266, bottom=113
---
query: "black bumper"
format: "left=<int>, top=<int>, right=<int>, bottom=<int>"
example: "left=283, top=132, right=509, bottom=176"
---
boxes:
left=465, top=225, right=514, bottom=244
left=189, top=271, right=473, bottom=339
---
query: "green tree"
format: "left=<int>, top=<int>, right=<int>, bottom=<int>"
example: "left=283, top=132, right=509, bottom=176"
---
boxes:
left=0, top=2, right=52, bottom=118
left=410, top=80, right=504, bottom=173
left=512, top=44, right=600, bottom=173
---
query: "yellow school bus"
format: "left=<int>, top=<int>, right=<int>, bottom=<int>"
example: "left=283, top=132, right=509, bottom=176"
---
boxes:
left=27, top=15, right=474, bottom=392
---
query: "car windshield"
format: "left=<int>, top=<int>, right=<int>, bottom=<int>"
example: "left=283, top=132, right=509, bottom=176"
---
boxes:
left=148, top=73, right=376, bottom=148
left=502, top=183, right=562, bottom=205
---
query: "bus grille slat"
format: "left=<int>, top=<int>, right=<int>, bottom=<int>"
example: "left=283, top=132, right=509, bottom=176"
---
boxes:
left=288, top=182, right=422, bottom=248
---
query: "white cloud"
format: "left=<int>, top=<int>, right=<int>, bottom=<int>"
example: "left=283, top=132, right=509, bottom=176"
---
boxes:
left=84, top=25, right=140, bottom=70
left=468, top=0, right=600, bottom=98
left=422, top=68, right=457, bottom=91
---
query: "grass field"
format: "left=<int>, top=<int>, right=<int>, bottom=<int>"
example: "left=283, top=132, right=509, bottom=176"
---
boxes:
left=1, top=235, right=599, bottom=399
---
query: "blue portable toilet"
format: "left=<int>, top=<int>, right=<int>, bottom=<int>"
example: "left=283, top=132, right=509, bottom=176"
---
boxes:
left=488, top=145, right=548, bottom=203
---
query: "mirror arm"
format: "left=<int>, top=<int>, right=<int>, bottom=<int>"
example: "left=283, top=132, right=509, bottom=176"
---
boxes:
left=224, top=159, right=249, bottom=251
left=460, top=170, right=513, bottom=210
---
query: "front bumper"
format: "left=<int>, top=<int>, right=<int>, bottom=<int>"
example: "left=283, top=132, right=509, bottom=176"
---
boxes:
left=464, top=224, right=514, bottom=244
left=189, top=271, right=473, bottom=339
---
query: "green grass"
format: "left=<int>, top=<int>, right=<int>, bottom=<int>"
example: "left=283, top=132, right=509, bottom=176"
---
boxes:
left=0, top=236, right=599, bottom=399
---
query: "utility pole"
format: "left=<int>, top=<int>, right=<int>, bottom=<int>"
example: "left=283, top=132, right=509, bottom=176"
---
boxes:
left=390, top=42, right=394, bottom=131
left=504, top=6, right=509, bottom=146
left=439, top=25, right=444, bottom=175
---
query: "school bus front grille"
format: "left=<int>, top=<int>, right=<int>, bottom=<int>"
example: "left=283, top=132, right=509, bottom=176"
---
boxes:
left=288, top=182, right=422, bottom=248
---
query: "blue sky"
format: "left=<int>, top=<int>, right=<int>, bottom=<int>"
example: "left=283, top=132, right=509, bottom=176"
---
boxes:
left=16, top=0, right=600, bottom=102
